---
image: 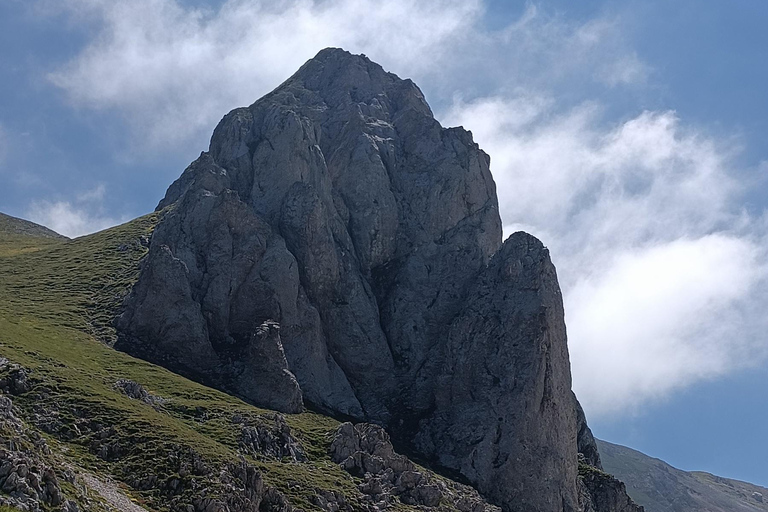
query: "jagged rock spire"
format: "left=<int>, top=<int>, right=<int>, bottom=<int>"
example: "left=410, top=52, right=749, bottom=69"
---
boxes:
left=117, top=48, right=614, bottom=512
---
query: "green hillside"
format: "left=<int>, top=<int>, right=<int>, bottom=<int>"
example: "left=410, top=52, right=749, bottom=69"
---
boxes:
left=0, top=212, right=66, bottom=241
left=0, top=215, right=456, bottom=511
left=0, top=212, right=66, bottom=258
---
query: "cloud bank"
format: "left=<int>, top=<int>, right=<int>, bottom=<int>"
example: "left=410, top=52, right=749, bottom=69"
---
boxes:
left=41, top=0, right=768, bottom=417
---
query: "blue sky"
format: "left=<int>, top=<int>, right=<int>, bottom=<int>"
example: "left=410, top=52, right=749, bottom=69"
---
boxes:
left=2, top=0, right=767, bottom=487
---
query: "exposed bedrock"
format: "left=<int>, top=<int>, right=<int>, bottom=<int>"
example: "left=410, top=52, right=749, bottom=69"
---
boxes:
left=116, top=48, right=634, bottom=512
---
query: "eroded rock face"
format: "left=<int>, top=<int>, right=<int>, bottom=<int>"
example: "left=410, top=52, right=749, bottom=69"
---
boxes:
left=234, top=413, right=306, bottom=462
left=330, top=422, right=501, bottom=512
left=579, top=466, right=645, bottom=512
left=117, top=153, right=351, bottom=416
left=116, top=177, right=304, bottom=413
left=414, top=232, right=579, bottom=512
left=575, top=393, right=603, bottom=469
left=116, top=48, right=609, bottom=511
left=0, top=395, right=65, bottom=512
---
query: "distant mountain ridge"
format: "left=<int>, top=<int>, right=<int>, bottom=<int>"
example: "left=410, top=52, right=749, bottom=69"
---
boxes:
left=0, top=212, right=65, bottom=240
left=598, top=439, right=768, bottom=512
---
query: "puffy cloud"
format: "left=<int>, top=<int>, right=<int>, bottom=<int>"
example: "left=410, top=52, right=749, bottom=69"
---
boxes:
left=568, top=236, right=765, bottom=414
left=45, top=1, right=645, bottom=152
left=445, top=96, right=768, bottom=416
left=45, top=0, right=480, bottom=150
left=27, top=185, right=123, bottom=237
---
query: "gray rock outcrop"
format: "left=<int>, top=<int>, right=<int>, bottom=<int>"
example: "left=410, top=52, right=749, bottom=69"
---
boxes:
left=579, top=465, right=644, bottom=512
left=0, top=395, right=65, bottom=512
left=114, top=379, right=166, bottom=406
left=575, top=393, right=602, bottom=469
left=414, top=233, right=578, bottom=512
left=116, top=48, right=635, bottom=512
left=234, top=413, right=306, bottom=462
left=330, top=422, right=501, bottom=511
left=0, top=359, right=33, bottom=395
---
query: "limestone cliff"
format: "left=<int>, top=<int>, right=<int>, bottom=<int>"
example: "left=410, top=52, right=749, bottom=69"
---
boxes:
left=116, top=48, right=638, bottom=512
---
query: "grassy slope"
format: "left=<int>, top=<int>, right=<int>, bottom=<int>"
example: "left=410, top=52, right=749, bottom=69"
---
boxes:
left=0, top=212, right=66, bottom=243
left=0, top=215, right=411, bottom=511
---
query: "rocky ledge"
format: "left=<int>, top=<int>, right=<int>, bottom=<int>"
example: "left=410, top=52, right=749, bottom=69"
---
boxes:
left=330, top=422, right=500, bottom=511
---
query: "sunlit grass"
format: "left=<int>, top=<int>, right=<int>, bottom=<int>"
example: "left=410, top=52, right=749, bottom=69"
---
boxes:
left=0, top=216, right=394, bottom=511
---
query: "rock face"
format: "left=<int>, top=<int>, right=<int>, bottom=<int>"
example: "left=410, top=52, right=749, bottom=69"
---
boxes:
left=116, top=48, right=629, bottom=512
left=330, top=422, right=501, bottom=511
left=413, top=233, right=578, bottom=512
left=0, top=394, right=66, bottom=512
left=578, top=466, right=644, bottom=512
left=575, top=393, right=602, bottom=469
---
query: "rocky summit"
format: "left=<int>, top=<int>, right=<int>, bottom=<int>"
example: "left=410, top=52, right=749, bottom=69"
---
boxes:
left=115, top=48, right=641, bottom=512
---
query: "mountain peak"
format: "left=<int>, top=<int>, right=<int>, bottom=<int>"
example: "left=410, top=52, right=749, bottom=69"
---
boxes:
left=295, top=47, right=386, bottom=81
left=309, top=46, right=366, bottom=64
left=121, top=51, right=639, bottom=512
left=266, top=47, right=433, bottom=117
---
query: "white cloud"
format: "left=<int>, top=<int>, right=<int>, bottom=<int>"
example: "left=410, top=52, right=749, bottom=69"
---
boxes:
left=45, top=1, right=645, bottom=153
left=568, top=236, right=765, bottom=413
left=445, top=96, right=768, bottom=417
left=572, top=17, right=649, bottom=88
left=27, top=185, right=123, bottom=237
left=45, top=0, right=480, bottom=150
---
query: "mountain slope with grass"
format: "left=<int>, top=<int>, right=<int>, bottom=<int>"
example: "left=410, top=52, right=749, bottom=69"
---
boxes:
left=0, top=213, right=65, bottom=242
left=598, top=439, right=768, bottom=512
left=0, top=215, right=498, bottom=511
